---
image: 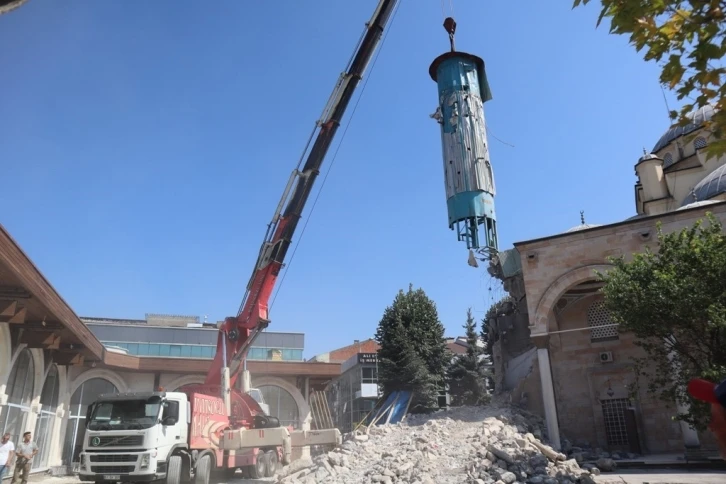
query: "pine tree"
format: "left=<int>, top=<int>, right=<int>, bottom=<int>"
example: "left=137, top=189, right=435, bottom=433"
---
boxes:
left=479, top=317, right=494, bottom=393
left=375, top=284, right=450, bottom=413
left=447, top=308, right=491, bottom=406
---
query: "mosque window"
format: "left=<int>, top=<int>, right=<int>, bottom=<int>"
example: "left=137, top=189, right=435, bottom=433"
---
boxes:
left=694, top=137, right=707, bottom=150
left=662, top=152, right=673, bottom=166
left=588, top=301, right=619, bottom=342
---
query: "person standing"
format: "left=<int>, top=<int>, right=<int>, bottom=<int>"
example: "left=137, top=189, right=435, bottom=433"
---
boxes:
left=0, top=432, right=15, bottom=481
left=11, top=432, right=37, bottom=484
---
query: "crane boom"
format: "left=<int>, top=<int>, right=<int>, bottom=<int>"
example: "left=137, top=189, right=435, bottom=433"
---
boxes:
left=205, top=0, right=399, bottom=386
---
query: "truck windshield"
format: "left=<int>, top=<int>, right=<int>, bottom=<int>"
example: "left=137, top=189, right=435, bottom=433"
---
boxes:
left=88, top=396, right=162, bottom=430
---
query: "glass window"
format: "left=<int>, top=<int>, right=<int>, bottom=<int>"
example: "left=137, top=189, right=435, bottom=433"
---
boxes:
left=259, top=385, right=300, bottom=429
left=248, top=348, right=264, bottom=360
left=191, top=346, right=202, bottom=358
left=33, top=364, right=60, bottom=470
left=181, top=346, right=192, bottom=358
left=64, top=378, right=118, bottom=466
left=138, top=344, right=149, bottom=356
left=170, top=345, right=181, bottom=357
left=127, top=343, right=138, bottom=354
left=361, top=367, right=378, bottom=383
left=0, top=349, right=35, bottom=445
left=158, top=345, right=170, bottom=357
left=149, top=344, right=160, bottom=356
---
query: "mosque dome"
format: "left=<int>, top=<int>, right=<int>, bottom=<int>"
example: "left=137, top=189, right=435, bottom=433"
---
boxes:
left=636, top=152, right=663, bottom=165
left=652, top=104, right=716, bottom=154
left=680, top=163, right=726, bottom=206
left=565, top=223, right=602, bottom=233
left=677, top=200, right=719, bottom=211
left=565, top=211, right=602, bottom=233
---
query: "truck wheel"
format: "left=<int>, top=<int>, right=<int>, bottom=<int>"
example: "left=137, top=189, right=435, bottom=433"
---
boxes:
left=264, top=450, right=278, bottom=477
left=248, top=453, right=267, bottom=479
left=166, top=455, right=182, bottom=484
left=194, top=455, right=210, bottom=484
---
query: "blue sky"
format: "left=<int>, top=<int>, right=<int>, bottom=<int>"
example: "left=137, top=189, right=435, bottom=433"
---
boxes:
left=0, top=0, right=677, bottom=358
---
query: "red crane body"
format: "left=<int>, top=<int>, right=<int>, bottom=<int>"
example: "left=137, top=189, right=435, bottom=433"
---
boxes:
left=203, top=1, right=399, bottom=389
left=177, top=1, right=401, bottom=474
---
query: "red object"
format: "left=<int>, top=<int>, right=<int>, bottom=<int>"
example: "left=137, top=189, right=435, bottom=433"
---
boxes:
left=179, top=0, right=402, bottom=473
left=688, top=378, right=719, bottom=404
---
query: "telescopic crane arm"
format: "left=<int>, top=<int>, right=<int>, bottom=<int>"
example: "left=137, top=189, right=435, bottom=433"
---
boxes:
left=204, top=0, right=400, bottom=388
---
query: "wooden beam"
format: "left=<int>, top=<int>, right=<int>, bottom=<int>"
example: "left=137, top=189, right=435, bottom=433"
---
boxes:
left=0, top=303, right=25, bottom=324
left=53, top=352, right=84, bottom=366
left=7, top=307, right=26, bottom=324
left=0, top=300, right=17, bottom=317
left=0, top=225, right=104, bottom=358
left=18, top=320, right=64, bottom=331
left=19, top=331, right=60, bottom=349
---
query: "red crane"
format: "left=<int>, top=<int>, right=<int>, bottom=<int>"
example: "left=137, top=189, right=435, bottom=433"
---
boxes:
left=204, top=0, right=400, bottom=390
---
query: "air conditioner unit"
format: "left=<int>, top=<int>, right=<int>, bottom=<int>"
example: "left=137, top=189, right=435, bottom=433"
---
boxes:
left=600, top=351, right=614, bottom=364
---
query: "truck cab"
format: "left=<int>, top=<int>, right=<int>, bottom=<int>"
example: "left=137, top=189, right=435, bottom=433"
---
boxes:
left=79, top=391, right=189, bottom=483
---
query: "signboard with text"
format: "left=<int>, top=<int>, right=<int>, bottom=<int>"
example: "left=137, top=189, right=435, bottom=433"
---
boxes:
left=358, top=353, right=379, bottom=365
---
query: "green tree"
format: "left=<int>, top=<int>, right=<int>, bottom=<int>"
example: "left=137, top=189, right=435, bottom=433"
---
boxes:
left=447, top=308, right=491, bottom=406
left=375, top=284, right=450, bottom=413
left=573, top=0, right=726, bottom=157
left=596, top=213, right=726, bottom=429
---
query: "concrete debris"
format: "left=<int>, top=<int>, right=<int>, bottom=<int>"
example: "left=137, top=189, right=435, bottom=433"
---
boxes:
left=277, top=405, right=602, bottom=484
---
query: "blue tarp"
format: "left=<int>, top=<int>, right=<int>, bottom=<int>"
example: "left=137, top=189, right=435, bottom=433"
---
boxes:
left=367, top=391, right=412, bottom=426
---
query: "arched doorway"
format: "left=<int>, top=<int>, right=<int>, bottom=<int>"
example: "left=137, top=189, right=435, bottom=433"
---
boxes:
left=63, top=378, right=118, bottom=467
left=258, top=385, right=300, bottom=429
left=0, top=349, right=34, bottom=443
left=32, top=365, right=60, bottom=470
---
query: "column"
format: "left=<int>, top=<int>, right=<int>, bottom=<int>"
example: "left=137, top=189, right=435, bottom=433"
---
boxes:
left=537, top=345, right=561, bottom=450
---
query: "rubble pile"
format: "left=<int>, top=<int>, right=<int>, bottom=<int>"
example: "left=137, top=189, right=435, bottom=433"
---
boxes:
left=277, top=406, right=604, bottom=484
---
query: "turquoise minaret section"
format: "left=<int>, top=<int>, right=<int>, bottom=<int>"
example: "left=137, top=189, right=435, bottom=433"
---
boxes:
left=430, top=51, right=497, bottom=254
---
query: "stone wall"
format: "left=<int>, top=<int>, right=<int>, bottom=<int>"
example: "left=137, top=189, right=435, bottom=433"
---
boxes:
left=510, top=202, right=726, bottom=454
left=550, top=295, right=682, bottom=453
left=517, top=202, right=726, bottom=335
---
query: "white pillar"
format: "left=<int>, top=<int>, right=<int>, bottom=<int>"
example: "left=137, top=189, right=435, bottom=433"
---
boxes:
left=537, top=347, right=561, bottom=450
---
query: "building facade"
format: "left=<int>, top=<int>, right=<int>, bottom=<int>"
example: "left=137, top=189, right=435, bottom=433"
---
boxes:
left=83, top=315, right=305, bottom=362
left=487, top=104, right=726, bottom=456
left=326, top=352, right=380, bottom=433
left=0, top=225, right=341, bottom=474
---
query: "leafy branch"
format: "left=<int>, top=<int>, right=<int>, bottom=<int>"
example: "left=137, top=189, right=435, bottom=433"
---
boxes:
left=573, top=0, right=726, bottom=156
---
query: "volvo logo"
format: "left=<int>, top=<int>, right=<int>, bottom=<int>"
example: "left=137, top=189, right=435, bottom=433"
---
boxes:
left=91, top=437, right=100, bottom=447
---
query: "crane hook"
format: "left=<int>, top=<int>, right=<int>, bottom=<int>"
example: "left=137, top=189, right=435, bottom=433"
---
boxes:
left=443, top=17, right=457, bottom=52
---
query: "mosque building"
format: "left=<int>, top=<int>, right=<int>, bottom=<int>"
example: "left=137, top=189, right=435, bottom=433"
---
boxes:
left=487, top=104, right=726, bottom=458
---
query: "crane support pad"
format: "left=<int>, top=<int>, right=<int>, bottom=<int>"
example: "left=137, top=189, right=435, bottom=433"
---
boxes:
left=222, top=427, right=291, bottom=449
left=289, top=429, right=342, bottom=447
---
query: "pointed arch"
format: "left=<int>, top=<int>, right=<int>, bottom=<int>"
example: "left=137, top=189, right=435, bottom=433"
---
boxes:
left=532, top=264, right=614, bottom=335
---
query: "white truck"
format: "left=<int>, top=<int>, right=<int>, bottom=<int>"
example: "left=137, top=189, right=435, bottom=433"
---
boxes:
left=78, top=390, right=340, bottom=483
